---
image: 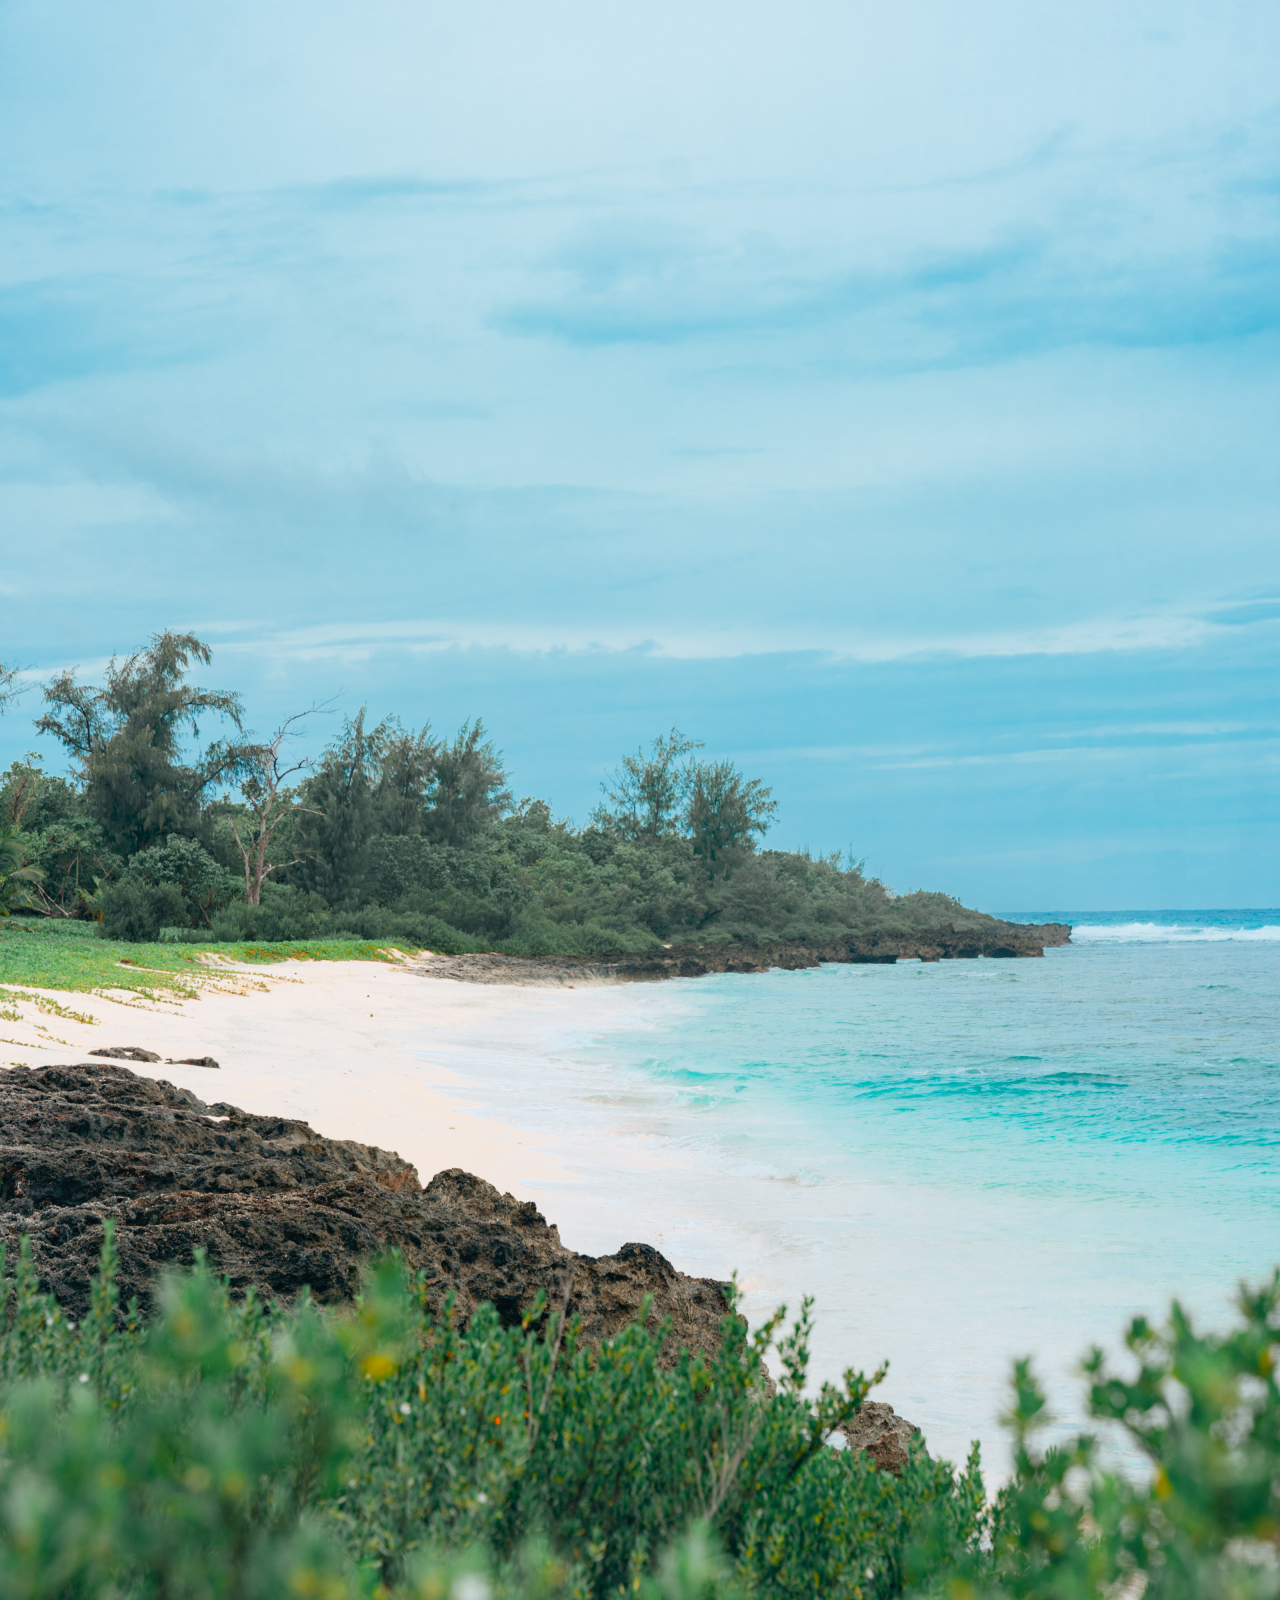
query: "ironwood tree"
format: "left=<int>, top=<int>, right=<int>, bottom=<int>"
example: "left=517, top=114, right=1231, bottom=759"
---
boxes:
left=36, top=631, right=250, bottom=858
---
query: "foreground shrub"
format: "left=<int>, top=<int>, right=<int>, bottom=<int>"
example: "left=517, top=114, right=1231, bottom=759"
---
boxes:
left=0, top=1230, right=1275, bottom=1600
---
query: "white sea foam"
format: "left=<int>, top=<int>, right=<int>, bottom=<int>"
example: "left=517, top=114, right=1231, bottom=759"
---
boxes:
left=1072, top=922, right=1280, bottom=943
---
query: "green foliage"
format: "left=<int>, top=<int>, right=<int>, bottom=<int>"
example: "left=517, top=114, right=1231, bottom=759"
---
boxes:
left=98, top=833, right=238, bottom=940
left=0, top=825, right=43, bottom=916
left=0, top=915, right=421, bottom=1000
left=426, top=721, right=513, bottom=848
left=289, top=708, right=384, bottom=907
left=36, top=630, right=250, bottom=858
left=287, top=713, right=512, bottom=909
left=1, top=758, right=120, bottom=917
left=0, top=1243, right=980, bottom=1600
left=1, top=1233, right=1276, bottom=1600
left=595, top=729, right=704, bottom=843
left=593, top=731, right=777, bottom=881
left=687, top=763, right=779, bottom=880
left=13, top=627, right=997, bottom=950
left=908, top=1271, right=1280, bottom=1600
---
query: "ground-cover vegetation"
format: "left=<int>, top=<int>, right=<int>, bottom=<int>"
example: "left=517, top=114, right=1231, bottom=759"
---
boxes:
left=0, top=917, right=413, bottom=999
left=0, top=1230, right=1275, bottom=1600
left=1, top=632, right=997, bottom=952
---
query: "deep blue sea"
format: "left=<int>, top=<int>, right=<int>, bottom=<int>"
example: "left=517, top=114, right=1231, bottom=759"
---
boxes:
left=432, top=911, right=1280, bottom=1475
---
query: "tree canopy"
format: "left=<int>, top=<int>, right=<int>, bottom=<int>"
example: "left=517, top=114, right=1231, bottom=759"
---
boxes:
left=0, top=630, right=994, bottom=949
left=36, top=632, right=248, bottom=858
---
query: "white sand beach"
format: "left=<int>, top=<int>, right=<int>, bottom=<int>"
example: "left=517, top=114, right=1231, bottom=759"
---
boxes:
left=8, top=948, right=1273, bottom=1480
left=0, top=957, right=627, bottom=1201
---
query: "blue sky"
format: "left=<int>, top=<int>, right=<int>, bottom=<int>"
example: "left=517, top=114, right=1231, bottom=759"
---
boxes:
left=1, top=0, right=1278, bottom=908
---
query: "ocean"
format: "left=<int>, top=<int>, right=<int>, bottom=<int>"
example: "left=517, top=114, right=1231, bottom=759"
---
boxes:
left=411, top=911, right=1280, bottom=1477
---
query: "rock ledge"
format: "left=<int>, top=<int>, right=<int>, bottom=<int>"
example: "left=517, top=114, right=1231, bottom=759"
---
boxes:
left=0, top=1063, right=728, bottom=1359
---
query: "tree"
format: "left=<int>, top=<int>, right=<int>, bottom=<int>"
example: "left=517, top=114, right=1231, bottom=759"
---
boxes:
left=226, top=712, right=325, bottom=905
left=1, top=757, right=44, bottom=832
left=0, top=757, right=115, bottom=918
left=0, top=825, right=42, bottom=916
left=685, top=761, right=777, bottom=878
left=424, top=721, right=511, bottom=847
left=372, top=720, right=437, bottom=837
left=36, top=632, right=250, bottom=858
left=289, top=709, right=380, bottom=905
left=595, top=729, right=703, bottom=843
left=0, top=660, right=20, bottom=714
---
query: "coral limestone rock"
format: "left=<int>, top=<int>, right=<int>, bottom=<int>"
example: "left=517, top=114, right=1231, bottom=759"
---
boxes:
left=0, top=1062, right=730, bottom=1362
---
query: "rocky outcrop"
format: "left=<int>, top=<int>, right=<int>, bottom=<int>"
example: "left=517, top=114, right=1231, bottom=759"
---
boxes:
left=840, top=1400, right=921, bottom=1473
left=90, top=1047, right=220, bottom=1068
left=0, top=1063, right=927, bottom=1467
left=411, top=922, right=1073, bottom=987
left=0, top=1063, right=731, bottom=1362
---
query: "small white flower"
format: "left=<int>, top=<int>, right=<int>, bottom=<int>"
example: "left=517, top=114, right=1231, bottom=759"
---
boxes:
left=78, top=1373, right=90, bottom=1384
left=476, top=1492, right=488, bottom=1505
left=399, top=1401, right=411, bottom=1416
left=452, top=1575, right=491, bottom=1600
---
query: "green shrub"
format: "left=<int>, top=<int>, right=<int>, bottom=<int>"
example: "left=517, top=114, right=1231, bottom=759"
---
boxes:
left=3, top=1226, right=1272, bottom=1600
left=100, top=834, right=237, bottom=940
left=0, top=1234, right=980, bottom=1599
left=98, top=873, right=188, bottom=941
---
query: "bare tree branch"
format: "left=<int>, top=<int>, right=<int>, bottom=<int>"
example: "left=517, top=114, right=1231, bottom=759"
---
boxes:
left=228, top=707, right=328, bottom=904
left=0, top=662, right=23, bottom=716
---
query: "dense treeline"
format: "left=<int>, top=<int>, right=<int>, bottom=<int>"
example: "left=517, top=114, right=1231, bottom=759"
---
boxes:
left=1, top=1231, right=1277, bottom=1599
left=0, top=631, right=992, bottom=949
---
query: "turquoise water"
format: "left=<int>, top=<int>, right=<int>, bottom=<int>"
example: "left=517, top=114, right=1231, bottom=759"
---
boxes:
left=433, top=913, right=1280, bottom=1474
left=607, top=921, right=1280, bottom=1217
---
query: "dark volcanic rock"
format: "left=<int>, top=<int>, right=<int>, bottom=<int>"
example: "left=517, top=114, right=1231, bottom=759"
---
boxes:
left=89, top=1046, right=161, bottom=1062
left=0, top=1063, right=732, bottom=1361
left=410, top=922, right=1073, bottom=988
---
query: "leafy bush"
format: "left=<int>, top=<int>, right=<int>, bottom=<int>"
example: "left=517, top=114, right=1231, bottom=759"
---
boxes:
left=98, top=872, right=189, bottom=941
left=0, top=1233, right=981, bottom=1599
left=2, top=1223, right=1274, bottom=1600
left=99, top=834, right=236, bottom=940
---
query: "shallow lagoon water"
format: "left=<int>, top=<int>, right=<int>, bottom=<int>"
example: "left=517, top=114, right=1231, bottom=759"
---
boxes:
left=413, top=912, right=1280, bottom=1476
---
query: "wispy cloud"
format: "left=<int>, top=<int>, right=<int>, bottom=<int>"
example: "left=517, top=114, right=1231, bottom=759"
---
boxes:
left=188, top=602, right=1274, bottom=668
left=3, top=2, right=1280, bottom=903
left=496, top=220, right=1280, bottom=366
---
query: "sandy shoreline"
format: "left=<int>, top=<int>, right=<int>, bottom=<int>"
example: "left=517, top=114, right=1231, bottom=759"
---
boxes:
left=10, top=949, right=1253, bottom=1480
left=0, top=957, right=631, bottom=1203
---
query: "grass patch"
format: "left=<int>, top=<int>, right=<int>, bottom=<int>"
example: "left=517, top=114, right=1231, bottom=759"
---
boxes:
left=0, top=917, right=419, bottom=999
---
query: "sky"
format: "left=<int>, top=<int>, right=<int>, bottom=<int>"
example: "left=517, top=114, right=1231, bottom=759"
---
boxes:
left=1, top=0, right=1277, bottom=909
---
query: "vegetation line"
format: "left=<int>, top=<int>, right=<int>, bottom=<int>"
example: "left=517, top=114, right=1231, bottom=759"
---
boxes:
left=2, top=631, right=1001, bottom=966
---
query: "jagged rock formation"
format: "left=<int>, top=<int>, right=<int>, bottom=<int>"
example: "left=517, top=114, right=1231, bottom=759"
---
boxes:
left=840, top=1400, right=921, bottom=1474
left=0, top=1063, right=731, bottom=1362
left=0, top=1062, right=924, bottom=1467
left=410, top=921, right=1073, bottom=987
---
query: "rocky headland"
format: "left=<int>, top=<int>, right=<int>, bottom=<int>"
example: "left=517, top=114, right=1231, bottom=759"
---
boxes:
left=410, top=920, right=1072, bottom=986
